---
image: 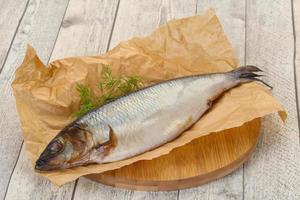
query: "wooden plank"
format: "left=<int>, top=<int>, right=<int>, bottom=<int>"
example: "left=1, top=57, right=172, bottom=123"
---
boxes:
left=108, top=0, right=197, bottom=49
left=5, top=148, right=74, bottom=200
left=73, top=0, right=195, bottom=199
left=73, top=178, right=132, bottom=200
left=178, top=169, right=243, bottom=200
left=244, top=0, right=300, bottom=199
left=178, top=1, right=245, bottom=199
left=129, top=190, right=178, bottom=200
left=50, top=0, right=119, bottom=60
left=294, top=0, right=300, bottom=123
left=4, top=0, right=119, bottom=199
left=0, top=0, right=71, bottom=199
left=0, top=0, right=28, bottom=70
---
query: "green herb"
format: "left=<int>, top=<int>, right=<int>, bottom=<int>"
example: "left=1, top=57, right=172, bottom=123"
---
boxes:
left=75, top=65, right=144, bottom=117
left=74, top=84, right=96, bottom=117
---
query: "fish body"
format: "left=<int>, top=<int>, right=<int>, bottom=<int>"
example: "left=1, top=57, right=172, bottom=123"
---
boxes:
left=35, top=66, right=266, bottom=170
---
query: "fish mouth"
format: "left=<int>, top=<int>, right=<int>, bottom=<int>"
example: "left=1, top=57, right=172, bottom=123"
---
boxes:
left=34, top=158, right=65, bottom=171
left=35, top=157, right=89, bottom=171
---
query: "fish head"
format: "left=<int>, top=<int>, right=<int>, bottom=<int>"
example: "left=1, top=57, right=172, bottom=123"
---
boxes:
left=35, top=124, right=94, bottom=171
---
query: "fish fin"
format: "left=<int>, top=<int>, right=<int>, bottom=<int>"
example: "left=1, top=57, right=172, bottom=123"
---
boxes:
left=95, top=125, right=118, bottom=154
left=107, top=125, right=118, bottom=147
left=60, top=122, right=86, bottom=133
left=73, top=122, right=88, bottom=130
left=231, top=65, right=273, bottom=89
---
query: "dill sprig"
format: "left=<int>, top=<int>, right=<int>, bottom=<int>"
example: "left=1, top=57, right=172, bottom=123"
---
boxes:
left=74, top=84, right=96, bottom=117
left=75, top=65, right=144, bottom=117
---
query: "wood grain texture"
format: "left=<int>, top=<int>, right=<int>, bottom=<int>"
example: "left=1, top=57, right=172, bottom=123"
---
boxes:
left=244, top=0, right=300, bottom=199
left=5, top=148, right=74, bottom=200
left=0, top=0, right=28, bottom=70
left=50, top=0, right=119, bottom=61
left=108, top=0, right=197, bottom=49
left=178, top=1, right=246, bottom=199
left=74, top=0, right=196, bottom=199
left=0, top=0, right=71, bottom=199
left=87, top=119, right=261, bottom=191
left=178, top=172, right=242, bottom=200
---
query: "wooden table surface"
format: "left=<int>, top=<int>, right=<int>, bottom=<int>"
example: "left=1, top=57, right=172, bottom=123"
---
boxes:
left=0, top=0, right=299, bottom=199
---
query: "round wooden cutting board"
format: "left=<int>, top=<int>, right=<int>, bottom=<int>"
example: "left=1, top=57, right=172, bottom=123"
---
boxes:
left=85, top=118, right=261, bottom=191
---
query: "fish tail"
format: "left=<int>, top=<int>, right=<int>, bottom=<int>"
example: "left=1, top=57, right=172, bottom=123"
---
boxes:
left=231, top=65, right=273, bottom=89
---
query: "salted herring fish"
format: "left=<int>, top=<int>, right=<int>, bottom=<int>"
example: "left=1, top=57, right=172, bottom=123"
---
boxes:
left=35, top=66, right=269, bottom=171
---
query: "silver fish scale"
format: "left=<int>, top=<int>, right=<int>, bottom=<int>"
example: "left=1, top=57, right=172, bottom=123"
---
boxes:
left=101, top=79, right=185, bottom=124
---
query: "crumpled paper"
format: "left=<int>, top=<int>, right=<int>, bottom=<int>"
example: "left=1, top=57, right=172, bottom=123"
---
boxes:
left=12, top=9, right=286, bottom=186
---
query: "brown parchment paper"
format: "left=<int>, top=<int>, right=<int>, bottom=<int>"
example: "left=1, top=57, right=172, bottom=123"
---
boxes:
left=12, top=9, right=286, bottom=186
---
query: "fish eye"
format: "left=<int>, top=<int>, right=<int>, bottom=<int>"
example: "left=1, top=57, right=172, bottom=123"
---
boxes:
left=49, top=139, right=64, bottom=154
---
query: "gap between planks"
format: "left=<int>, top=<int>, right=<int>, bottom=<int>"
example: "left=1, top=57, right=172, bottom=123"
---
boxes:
left=3, top=142, right=24, bottom=199
left=1, top=0, right=30, bottom=198
left=291, top=0, right=300, bottom=142
left=0, top=0, right=30, bottom=73
left=106, top=0, right=121, bottom=52
left=47, top=0, right=71, bottom=65
left=242, top=0, right=248, bottom=199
